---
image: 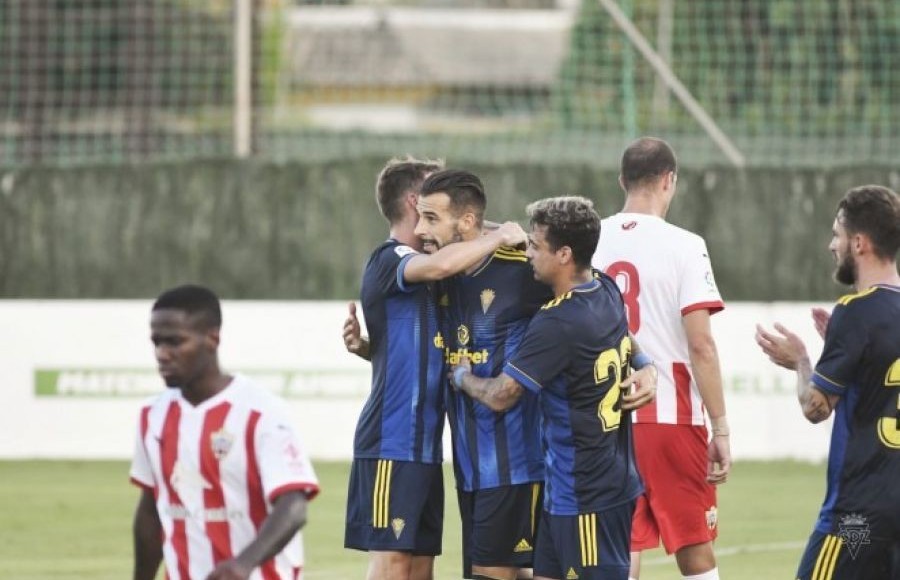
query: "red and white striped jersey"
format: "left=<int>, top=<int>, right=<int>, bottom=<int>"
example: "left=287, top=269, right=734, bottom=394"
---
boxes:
left=592, top=213, right=724, bottom=425
left=130, top=375, right=319, bottom=580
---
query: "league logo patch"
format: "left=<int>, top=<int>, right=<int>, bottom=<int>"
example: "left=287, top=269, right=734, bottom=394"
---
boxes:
left=457, top=324, right=470, bottom=346
left=838, top=513, right=870, bottom=559
left=480, top=289, right=495, bottom=314
left=705, top=506, right=718, bottom=530
left=705, top=271, right=718, bottom=291
left=394, top=245, right=416, bottom=258
left=391, top=518, right=406, bottom=540
left=210, top=428, right=234, bottom=460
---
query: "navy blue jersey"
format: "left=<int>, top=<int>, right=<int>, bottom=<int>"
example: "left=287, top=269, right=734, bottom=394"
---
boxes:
left=505, top=275, right=643, bottom=516
left=353, top=239, right=445, bottom=464
left=441, top=246, right=552, bottom=491
left=810, top=284, right=900, bottom=534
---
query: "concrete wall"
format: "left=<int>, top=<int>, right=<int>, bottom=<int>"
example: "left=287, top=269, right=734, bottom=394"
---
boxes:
left=2, top=161, right=898, bottom=300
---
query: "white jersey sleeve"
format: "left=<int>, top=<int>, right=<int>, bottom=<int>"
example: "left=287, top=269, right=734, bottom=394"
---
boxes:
left=254, top=402, right=320, bottom=503
left=129, top=403, right=156, bottom=490
left=678, top=236, right=724, bottom=315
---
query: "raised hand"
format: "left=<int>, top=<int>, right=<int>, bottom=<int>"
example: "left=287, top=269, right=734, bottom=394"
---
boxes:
left=754, top=323, right=808, bottom=370
left=811, top=307, right=830, bottom=340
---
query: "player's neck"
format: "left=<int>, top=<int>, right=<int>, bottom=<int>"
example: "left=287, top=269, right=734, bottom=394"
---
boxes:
left=181, top=371, right=232, bottom=406
left=854, top=260, right=900, bottom=292
left=622, top=190, right=669, bottom=218
left=553, top=268, right=592, bottom=297
left=389, top=216, right=422, bottom=250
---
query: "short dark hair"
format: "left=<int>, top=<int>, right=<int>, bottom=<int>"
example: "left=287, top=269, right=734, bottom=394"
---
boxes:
left=376, top=156, right=444, bottom=224
left=838, top=185, right=900, bottom=261
left=152, top=284, right=222, bottom=330
left=419, top=169, right=487, bottom=226
left=526, top=196, right=601, bottom=269
left=620, top=137, right=677, bottom=191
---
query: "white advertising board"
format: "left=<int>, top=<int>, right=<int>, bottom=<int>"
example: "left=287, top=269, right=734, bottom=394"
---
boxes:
left=0, top=300, right=834, bottom=461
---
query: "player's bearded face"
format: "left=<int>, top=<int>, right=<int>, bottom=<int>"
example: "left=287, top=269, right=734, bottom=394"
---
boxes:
left=833, top=241, right=857, bottom=286
left=829, top=213, right=856, bottom=286
left=415, top=194, right=464, bottom=253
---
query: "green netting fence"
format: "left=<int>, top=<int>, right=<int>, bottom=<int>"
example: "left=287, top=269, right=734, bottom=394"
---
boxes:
left=1, top=0, right=898, bottom=168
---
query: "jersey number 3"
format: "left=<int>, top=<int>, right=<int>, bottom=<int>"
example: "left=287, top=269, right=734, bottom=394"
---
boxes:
left=594, top=336, right=633, bottom=432
left=605, top=261, right=640, bottom=333
left=879, top=358, right=900, bottom=449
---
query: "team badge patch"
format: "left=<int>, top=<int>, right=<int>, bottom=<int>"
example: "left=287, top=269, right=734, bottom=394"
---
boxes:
left=480, top=289, right=495, bottom=314
left=210, top=428, right=234, bottom=460
left=705, top=506, right=718, bottom=530
left=391, top=518, right=406, bottom=540
left=457, top=324, right=470, bottom=346
left=838, top=513, right=870, bottom=559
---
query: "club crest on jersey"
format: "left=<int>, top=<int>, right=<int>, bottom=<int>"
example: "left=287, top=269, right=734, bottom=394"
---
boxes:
left=457, top=324, right=470, bottom=346
left=838, top=513, right=870, bottom=558
left=210, top=428, right=234, bottom=460
left=705, top=506, right=718, bottom=530
left=391, top=518, right=406, bottom=540
left=480, top=289, right=495, bottom=314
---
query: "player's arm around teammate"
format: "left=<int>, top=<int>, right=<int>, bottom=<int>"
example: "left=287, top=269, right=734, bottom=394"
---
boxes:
left=343, top=221, right=526, bottom=361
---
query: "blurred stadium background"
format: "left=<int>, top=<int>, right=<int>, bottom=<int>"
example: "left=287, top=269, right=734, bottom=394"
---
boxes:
left=1, top=1, right=898, bottom=578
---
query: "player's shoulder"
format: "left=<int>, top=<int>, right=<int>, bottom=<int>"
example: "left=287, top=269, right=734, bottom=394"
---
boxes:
left=491, top=245, right=528, bottom=263
left=367, top=238, right=419, bottom=265
left=141, top=388, right=177, bottom=412
left=600, top=213, right=705, bottom=250
left=834, top=284, right=899, bottom=315
left=227, top=375, right=286, bottom=408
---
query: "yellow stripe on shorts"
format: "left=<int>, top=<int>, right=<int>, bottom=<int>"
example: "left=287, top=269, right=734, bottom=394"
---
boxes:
left=812, top=535, right=842, bottom=580
left=372, top=460, right=393, bottom=528
left=578, top=514, right=598, bottom=567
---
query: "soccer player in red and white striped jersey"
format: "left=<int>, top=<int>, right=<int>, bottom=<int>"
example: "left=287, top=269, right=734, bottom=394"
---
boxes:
left=131, top=285, right=319, bottom=580
left=592, top=138, right=730, bottom=580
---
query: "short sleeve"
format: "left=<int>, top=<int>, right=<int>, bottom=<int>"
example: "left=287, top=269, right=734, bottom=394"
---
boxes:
left=129, top=405, right=155, bottom=490
left=812, top=305, right=867, bottom=397
left=504, top=311, right=571, bottom=393
left=679, top=237, right=725, bottom=316
left=255, top=405, right=320, bottom=503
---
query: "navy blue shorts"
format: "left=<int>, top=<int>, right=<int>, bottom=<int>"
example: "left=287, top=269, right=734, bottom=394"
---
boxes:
left=533, top=500, right=635, bottom=580
left=457, top=482, right=542, bottom=578
left=796, top=527, right=898, bottom=580
left=344, top=458, right=444, bottom=556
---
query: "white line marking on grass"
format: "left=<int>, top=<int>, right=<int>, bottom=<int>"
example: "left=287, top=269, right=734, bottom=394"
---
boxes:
left=643, top=540, right=807, bottom=566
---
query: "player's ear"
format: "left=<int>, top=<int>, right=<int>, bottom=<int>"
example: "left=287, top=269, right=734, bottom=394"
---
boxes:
left=617, top=174, right=626, bottom=192
left=459, top=211, right=477, bottom=234
left=206, top=327, right=221, bottom=350
left=557, top=245, right=573, bottom=265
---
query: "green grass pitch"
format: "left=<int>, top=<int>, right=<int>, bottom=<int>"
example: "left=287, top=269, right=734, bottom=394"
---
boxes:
left=0, top=460, right=824, bottom=579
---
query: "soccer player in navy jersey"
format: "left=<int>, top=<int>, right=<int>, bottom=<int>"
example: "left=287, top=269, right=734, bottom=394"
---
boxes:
left=755, top=185, right=900, bottom=580
left=414, top=169, right=552, bottom=580
left=450, top=196, right=657, bottom=580
left=343, top=158, right=527, bottom=580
